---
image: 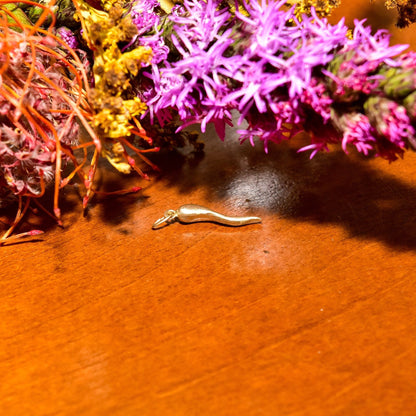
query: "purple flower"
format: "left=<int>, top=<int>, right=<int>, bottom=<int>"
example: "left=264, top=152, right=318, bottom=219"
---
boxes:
left=238, top=112, right=303, bottom=153
left=146, top=0, right=236, bottom=136
left=365, top=97, right=415, bottom=151
left=132, top=10, right=160, bottom=35
left=231, top=3, right=348, bottom=99
left=172, top=0, right=231, bottom=46
left=299, top=79, right=333, bottom=121
left=398, top=52, right=416, bottom=69
left=330, top=112, right=378, bottom=155
left=349, top=19, right=409, bottom=66
left=143, top=0, right=416, bottom=161
left=131, top=0, right=160, bottom=13
left=139, top=31, right=169, bottom=64
left=56, top=27, right=78, bottom=49
left=322, top=19, right=409, bottom=102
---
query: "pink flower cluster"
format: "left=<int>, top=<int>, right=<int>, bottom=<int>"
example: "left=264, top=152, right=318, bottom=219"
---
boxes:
left=0, top=30, right=79, bottom=200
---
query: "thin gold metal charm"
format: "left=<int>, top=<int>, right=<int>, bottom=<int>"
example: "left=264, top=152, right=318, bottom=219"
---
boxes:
left=152, top=204, right=262, bottom=229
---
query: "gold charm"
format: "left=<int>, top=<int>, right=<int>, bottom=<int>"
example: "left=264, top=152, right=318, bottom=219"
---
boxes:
left=152, top=204, right=262, bottom=229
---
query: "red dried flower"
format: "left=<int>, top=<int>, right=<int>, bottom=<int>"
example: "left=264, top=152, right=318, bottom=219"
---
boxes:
left=0, top=0, right=95, bottom=244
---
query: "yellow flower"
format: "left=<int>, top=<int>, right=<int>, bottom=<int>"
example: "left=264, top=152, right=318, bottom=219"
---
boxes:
left=119, top=47, right=153, bottom=76
left=286, top=0, right=341, bottom=19
left=102, top=142, right=132, bottom=174
left=73, top=0, right=151, bottom=148
left=123, top=97, right=148, bottom=118
left=101, top=0, right=125, bottom=12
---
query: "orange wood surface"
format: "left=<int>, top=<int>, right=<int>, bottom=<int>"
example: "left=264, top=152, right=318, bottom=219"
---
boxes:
left=1, top=2, right=416, bottom=415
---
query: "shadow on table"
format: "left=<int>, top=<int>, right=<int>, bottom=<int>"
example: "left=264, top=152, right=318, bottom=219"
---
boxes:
left=0, top=161, right=147, bottom=242
left=0, top=186, right=81, bottom=245
left=149, top=130, right=416, bottom=252
left=3, top=128, right=415, bottom=251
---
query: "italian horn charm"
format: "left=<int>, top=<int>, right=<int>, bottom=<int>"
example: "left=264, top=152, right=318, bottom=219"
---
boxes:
left=152, top=204, right=262, bottom=229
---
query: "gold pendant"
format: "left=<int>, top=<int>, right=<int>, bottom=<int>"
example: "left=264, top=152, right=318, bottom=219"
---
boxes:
left=152, top=204, right=262, bottom=229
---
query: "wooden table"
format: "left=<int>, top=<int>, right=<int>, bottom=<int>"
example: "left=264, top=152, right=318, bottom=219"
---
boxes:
left=1, top=2, right=416, bottom=415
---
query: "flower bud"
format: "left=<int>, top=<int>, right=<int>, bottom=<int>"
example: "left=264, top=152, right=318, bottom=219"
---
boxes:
left=378, top=65, right=416, bottom=99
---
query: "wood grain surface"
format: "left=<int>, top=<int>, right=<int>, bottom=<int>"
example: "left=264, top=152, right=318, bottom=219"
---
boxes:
left=1, top=2, right=416, bottom=415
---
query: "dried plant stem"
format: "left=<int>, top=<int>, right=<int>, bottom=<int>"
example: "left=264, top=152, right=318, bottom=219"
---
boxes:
left=0, top=196, right=31, bottom=244
left=32, top=67, right=100, bottom=151
left=82, top=148, right=99, bottom=209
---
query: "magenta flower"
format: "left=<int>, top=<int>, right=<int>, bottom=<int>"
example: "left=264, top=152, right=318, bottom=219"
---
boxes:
left=141, top=0, right=416, bottom=161
left=132, top=9, right=160, bottom=35
left=365, top=97, right=415, bottom=151
left=56, top=27, right=78, bottom=49
left=146, top=0, right=236, bottom=138
left=139, top=31, right=169, bottom=64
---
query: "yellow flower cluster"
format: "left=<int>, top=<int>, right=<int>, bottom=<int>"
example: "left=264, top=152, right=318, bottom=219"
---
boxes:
left=75, top=0, right=152, bottom=140
left=89, top=94, right=147, bottom=139
left=286, top=0, right=341, bottom=18
left=101, top=0, right=124, bottom=11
